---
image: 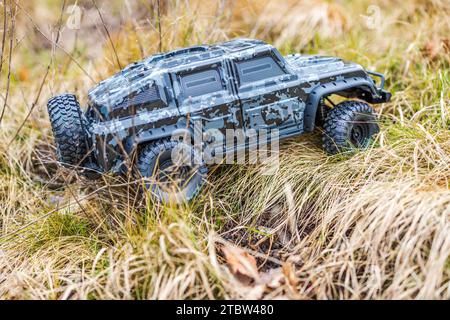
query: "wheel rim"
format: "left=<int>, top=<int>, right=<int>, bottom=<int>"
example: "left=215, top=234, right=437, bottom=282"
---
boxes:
left=350, top=123, right=371, bottom=147
left=140, top=142, right=206, bottom=203
left=156, top=158, right=192, bottom=188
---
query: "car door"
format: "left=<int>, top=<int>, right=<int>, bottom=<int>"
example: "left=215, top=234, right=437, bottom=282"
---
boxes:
left=171, top=59, right=242, bottom=154
left=231, top=52, right=303, bottom=137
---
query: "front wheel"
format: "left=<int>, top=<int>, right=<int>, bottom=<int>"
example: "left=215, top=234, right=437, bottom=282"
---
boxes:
left=137, top=140, right=207, bottom=203
left=47, top=93, right=90, bottom=166
left=322, top=100, right=379, bottom=155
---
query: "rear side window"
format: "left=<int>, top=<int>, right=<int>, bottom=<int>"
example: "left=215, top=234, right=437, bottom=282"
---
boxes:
left=236, top=56, right=285, bottom=85
left=180, top=68, right=223, bottom=98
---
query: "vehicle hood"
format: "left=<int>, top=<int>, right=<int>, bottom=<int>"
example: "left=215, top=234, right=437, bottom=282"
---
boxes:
left=284, top=54, right=363, bottom=79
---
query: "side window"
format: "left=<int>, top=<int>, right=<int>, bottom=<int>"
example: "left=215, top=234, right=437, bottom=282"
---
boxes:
left=114, top=84, right=163, bottom=110
left=179, top=68, right=223, bottom=98
left=235, top=56, right=285, bottom=86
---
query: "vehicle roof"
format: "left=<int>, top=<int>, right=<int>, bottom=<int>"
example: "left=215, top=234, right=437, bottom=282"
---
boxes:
left=88, top=39, right=272, bottom=107
left=142, top=38, right=270, bottom=71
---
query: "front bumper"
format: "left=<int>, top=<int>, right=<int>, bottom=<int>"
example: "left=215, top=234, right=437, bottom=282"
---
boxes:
left=369, top=89, right=391, bottom=103
left=366, top=70, right=391, bottom=103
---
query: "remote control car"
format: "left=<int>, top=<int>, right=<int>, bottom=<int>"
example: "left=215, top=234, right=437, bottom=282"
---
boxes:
left=47, top=38, right=391, bottom=202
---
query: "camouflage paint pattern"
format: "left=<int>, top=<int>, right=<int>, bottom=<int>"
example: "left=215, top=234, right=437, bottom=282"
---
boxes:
left=84, top=38, right=390, bottom=172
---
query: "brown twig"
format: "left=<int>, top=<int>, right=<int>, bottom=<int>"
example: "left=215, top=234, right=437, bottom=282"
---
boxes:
left=12, top=0, right=95, bottom=83
left=0, top=0, right=8, bottom=78
left=92, top=0, right=122, bottom=70
left=7, top=0, right=67, bottom=148
left=0, top=0, right=16, bottom=125
left=157, top=0, right=162, bottom=52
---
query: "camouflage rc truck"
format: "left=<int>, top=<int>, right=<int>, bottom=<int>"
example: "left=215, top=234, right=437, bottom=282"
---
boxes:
left=47, top=38, right=391, bottom=202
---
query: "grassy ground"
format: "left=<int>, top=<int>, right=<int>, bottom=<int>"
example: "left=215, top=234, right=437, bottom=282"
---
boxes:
left=0, top=0, right=449, bottom=299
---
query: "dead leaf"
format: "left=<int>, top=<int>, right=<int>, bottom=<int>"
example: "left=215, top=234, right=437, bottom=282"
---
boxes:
left=282, top=262, right=299, bottom=287
left=222, top=245, right=259, bottom=286
left=282, top=262, right=305, bottom=299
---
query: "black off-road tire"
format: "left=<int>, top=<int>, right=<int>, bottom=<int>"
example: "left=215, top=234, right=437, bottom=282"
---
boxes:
left=47, top=94, right=90, bottom=166
left=315, top=102, right=331, bottom=127
left=323, top=100, right=379, bottom=155
left=137, top=139, right=207, bottom=203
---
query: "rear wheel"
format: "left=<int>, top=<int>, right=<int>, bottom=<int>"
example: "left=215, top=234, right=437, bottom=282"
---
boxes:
left=322, top=100, right=379, bottom=155
left=137, top=139, right=207, bottom=203
left=47, top=94, right=90, bottom=166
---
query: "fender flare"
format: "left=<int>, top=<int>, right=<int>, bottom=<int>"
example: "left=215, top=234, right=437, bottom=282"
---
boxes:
left=303, top=77, right=377, bottom=131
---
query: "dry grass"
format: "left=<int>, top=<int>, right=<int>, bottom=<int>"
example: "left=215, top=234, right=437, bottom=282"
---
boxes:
left=0, top=0, right=449, bottom=299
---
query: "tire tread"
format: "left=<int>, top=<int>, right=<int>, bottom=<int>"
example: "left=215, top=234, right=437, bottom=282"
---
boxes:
left=47, top=94, right=89, bottom=165
left=322, top=100, right=378, bottom=155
